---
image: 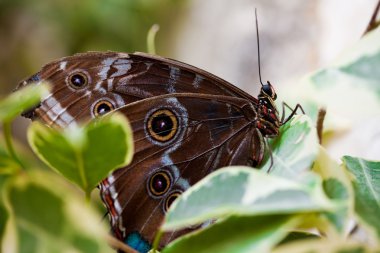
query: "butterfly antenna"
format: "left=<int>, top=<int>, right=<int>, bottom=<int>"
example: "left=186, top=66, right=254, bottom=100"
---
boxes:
left=255, top=8, right=264, bottom=86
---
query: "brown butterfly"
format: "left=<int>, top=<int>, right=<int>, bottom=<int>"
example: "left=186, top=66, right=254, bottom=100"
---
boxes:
left=17, top=51, right=280, bottom=252
left=16, top=13, right=288, bottom=253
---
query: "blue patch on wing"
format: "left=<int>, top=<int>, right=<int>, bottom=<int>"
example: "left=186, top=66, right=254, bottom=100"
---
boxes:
left=125, top=232, right=151, bottom=253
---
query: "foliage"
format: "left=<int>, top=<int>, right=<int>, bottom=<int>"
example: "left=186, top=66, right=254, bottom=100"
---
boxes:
left=7, top=171, right=113, bottom=253
left=343, top=156, right=380, bottom=239
left=28, top=113, right=133, bottom=198
left=0, top=85, right=134, bottom=252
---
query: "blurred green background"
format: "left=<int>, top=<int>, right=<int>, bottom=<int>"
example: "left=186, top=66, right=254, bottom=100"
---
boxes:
left=0, top=0, right=377, bottom=97
left=0, top=0, right=184, bottom=95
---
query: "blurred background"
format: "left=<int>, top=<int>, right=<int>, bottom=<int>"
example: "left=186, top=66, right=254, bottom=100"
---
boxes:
left=0, top=0, right=378, bottom=152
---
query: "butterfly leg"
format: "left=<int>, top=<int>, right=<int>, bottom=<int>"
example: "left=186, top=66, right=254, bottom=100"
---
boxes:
left=281, top=102, right=305, bottom=125
left=264, top=138, right=274, bottom=173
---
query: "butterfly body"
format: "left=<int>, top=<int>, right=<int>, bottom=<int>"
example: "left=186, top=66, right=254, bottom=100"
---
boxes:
left=18, top=51, right=280, bottom=252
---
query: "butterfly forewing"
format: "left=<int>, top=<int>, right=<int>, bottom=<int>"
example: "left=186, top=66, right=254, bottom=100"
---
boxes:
left=18, top=52, right=258, bottom=127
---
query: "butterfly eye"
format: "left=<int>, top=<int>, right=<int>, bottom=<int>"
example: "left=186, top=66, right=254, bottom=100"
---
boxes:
left=148, top=171, right=171, bottom=197
left=147, top=109, right=178, bottom=142
left=68, top=72, right=89, bottom=89
left=93, top=100, right=114, bottom=117
left=262, top=81, right=277, bottom=100
left=164, top=191, right=182, bottom=212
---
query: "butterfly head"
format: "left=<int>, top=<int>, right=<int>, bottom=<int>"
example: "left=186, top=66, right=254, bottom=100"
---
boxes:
left=16, top=52, right=134, bottom=127
left=260, top=81, right=277, bottom=100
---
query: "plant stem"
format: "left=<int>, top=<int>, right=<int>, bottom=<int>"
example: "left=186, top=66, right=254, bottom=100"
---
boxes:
left=316, top=108, right=326, bottom=145
left=3, top=121, right=25, bottom=170
left=363, top=0, right=380, bottom=36
left=152, top=229, right=163, bottom=252
left=147, top=24, right=160, bottom=55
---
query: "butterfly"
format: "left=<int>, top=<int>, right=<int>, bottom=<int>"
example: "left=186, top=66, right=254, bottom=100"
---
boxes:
left=17, top=50, right=282, bottom=252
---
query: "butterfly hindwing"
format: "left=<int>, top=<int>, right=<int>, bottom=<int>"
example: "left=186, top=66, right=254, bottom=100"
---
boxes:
left=100, top=93, right=265, bottom=249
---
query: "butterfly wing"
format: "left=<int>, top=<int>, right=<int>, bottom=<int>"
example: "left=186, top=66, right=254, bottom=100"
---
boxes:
left=100, top=93, right=263, bottom=251
left=118, top=52, right=257, bottom=101
left=17, top=52, right=265, bottom=252
left=17, top=52, right=257, bottom=126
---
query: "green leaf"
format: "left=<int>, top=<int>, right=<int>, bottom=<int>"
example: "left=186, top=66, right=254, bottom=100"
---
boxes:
left=322, top=179, right=349, bottom=234
left=28, top=113, right=134, bottom=196
left=340, top=52, right=380, bottom=82
left=0, top=83, right=50, bottom=122
left=313, top=147, right=353, bottom=235
left=163, top=167, right=335, bottom=231
left=6, top=170, right=113, bottom=253
left=334, top=27, right=380, bottom=78
left=273, top=239, right=374, bottom=253
left=260, top=115, right=319, bottom=179
left=323, top=179, right=349, bottom=201
left=313, top=147, right=353, bottom=196
left=278, top=231, right=319, bottom=245
left=162, top=215, right=300, bottom=253
left=343, top=156, right=380, bottom=239
left=282, top=27, right=380, bottom=132
left=0, top=148, right=20, bottom=174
